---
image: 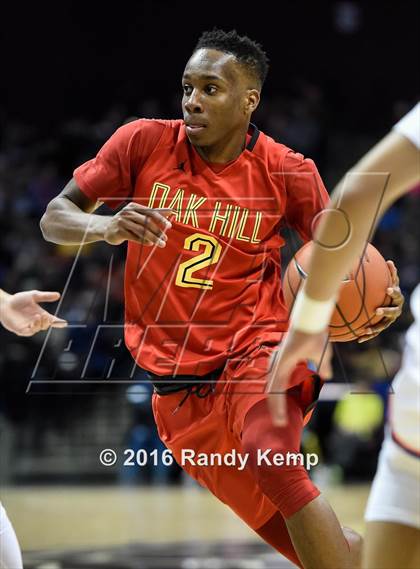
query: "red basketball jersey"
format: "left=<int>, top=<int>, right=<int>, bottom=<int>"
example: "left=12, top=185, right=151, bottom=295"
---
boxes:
left=74, top=119, right=329, bottom=375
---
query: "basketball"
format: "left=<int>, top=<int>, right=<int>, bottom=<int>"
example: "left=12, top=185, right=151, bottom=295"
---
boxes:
left=283, top=241, right=393, bottom=341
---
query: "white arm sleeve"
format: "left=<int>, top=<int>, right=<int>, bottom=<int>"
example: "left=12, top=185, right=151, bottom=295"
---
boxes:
left=393, top=102, right=420, bottom=150
left=0, top=504, right=23, bottom=569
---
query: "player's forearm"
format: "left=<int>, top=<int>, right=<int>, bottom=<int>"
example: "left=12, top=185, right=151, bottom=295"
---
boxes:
left=304, top=131, right=419, bottom=302
left=304, top=176, right=389, bottom=301
left=40, top=197, right=111, bottom=245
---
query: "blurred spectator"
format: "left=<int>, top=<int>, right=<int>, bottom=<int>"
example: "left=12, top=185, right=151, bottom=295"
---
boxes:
left=328, top=381, right=384, bottom=481
left=119, top=381, right=181, bottom=486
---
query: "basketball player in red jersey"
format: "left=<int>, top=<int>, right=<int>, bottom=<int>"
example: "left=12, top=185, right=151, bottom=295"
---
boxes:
left=41, top=30, right=403, bottom=568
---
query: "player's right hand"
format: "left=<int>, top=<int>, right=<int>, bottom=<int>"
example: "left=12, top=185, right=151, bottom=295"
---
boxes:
left=103, top=203, right=174, bottom=247
left=267, top=329, right=333, bottom=426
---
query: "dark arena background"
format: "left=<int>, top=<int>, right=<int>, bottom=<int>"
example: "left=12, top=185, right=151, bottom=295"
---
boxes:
left=0, top=1, right=419, bottom=568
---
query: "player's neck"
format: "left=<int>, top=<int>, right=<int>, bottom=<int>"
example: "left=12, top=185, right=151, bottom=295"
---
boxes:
left=194, top=124, right=249, bottom=164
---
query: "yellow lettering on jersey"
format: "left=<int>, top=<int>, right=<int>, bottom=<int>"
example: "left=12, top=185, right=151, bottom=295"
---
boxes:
left=182, top=193, right=207, bottom=228
left=157, top=186, right=171, bottom=208
left=209, top=201, right=232, bottom=235
left=176, top=233, right=222, bottom=290
left=236, top=208, right=251, bottom=242
left=147, top=182, right=171, bottom=208
left=250, top=211, right=262, bottom=243
left=226, top=205, right=241, bottom=239
left=167, top=189, right=184, bottom=222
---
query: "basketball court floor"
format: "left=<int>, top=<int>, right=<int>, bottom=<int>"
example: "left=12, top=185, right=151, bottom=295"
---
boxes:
left=2, top=484, right=369, bottom=568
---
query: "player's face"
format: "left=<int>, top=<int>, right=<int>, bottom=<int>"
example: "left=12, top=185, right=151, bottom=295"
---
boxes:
left=182, top=48, right=259, bottom=147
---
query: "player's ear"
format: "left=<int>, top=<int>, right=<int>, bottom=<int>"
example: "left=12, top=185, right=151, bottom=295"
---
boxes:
left=244, top=89, right=260, bottom=114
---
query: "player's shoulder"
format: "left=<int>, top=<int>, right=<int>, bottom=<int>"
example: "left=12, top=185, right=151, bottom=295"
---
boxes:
left=109, top=118, right=184, bottom=154
left=116, top=118, right=183, bottom=138
left=256, top=128, right=313, bottom=171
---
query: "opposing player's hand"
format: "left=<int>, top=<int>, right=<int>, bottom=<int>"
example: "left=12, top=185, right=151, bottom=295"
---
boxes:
left=0, top=291, right=67, bottom=337
left=267, top=329, right=332, bottom=426
left=357, top=260, right=404, bottom=343
left=104, top=203, right=174, bottom=247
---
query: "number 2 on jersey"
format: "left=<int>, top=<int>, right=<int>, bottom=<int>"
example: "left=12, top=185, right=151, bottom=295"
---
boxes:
left=175, top=233, right=222, bottom=290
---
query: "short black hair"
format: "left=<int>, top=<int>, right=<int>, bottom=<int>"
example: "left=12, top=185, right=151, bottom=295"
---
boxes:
left=194, top=29, right=269, bottom=88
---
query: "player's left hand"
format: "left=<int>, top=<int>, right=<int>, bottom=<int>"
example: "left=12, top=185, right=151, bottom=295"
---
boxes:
left=0, top=290, right=67, bottom=337
left=267, top=329, right=333, bottom=426
left=357, top=260, right=404, bottom=343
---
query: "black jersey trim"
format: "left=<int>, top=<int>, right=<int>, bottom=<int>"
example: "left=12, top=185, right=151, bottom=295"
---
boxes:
left=246, top=123, right=260, bottom=152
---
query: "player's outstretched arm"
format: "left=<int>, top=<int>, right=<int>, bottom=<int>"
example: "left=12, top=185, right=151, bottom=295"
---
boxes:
left=0, top=289, right=67, bottom=336
left=268, top=128, right=419, bottom=426
left=40, top=177, right=173, bottom=247
left=305, top=130, right=419, bottom=304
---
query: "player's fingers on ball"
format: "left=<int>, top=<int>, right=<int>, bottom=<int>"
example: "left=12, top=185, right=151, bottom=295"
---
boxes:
left=379, top=318, right=395, bottom=330
left=358, top=326, right=384, bottom=341
left=386, top=286, right=403, bottom=301
left=376, top=306, right=401, bottom=318
left=357, top=328, right=375, bottom=342
left=386, top=259, right=397, bottom=281
left=386, top=307, right=402, bottom=318
left=386, top=260, right=400, bottom=285
left=364, top=328, right=382, bottom=337
left=370, top=321, right=389, bottom=333
left=370, top=331, right=382, bottom=339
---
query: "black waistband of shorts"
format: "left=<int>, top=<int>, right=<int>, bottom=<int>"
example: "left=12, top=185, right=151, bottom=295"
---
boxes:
left=146, top=366, right=225, bottom=395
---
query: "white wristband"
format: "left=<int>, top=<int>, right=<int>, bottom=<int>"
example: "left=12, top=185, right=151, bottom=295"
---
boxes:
left=290, top=289, right=336, bottom=333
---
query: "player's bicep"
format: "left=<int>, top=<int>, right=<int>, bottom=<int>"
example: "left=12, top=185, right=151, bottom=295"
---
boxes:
left=355, top=131, right=420, bottom=207
left=59, top=177, right=102, bottom=213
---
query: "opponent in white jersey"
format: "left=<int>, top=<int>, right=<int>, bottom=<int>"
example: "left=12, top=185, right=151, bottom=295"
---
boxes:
left=390, top=283, right=420, bottom=454
left=388, top=104, right=420, bottom=456
left=269, top=102, right=420, bottom=568
left=0, top=289, right=67, bottom=569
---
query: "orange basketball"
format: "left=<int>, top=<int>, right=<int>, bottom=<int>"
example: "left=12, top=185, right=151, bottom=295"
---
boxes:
left=283, top=241, right=392, bottom=342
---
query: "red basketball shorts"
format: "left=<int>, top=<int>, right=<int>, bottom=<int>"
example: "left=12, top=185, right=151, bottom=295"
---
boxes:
left=151, top=343, right=321, bottom=530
